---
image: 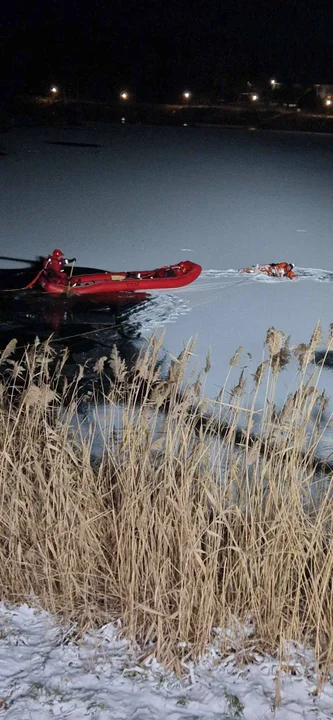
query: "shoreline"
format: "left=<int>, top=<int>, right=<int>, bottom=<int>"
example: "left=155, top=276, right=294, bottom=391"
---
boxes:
left=2, top=98, right=333, bottom=136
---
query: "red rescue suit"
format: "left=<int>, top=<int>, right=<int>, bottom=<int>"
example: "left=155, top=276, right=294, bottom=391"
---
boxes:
left=43, top=249, right=67, bottom=278
left=240, top=262, right=296, bottom=279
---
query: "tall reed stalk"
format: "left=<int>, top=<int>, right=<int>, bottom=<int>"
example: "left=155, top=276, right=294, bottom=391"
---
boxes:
left=0, top=326, right=332, bottom=669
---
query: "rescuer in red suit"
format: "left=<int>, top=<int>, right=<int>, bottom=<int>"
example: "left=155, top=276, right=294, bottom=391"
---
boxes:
left=43, top=249, right=76, bottom=280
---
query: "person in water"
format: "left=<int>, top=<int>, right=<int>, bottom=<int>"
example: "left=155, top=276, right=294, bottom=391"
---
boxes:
left=240, top=262, right=296, bottom=279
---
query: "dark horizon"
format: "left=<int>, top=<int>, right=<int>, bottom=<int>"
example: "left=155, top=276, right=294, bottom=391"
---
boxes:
left=2, top=0, right=333, bottom=102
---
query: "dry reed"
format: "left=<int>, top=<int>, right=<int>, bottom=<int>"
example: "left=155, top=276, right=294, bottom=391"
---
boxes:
left=0, top=326, right=333, bottom=670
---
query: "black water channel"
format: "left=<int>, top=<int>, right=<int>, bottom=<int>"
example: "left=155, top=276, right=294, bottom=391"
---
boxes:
left=0, top=261, right=151, bottom=396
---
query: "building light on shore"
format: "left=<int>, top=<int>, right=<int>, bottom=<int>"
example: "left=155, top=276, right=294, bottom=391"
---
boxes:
left=325, top=98, right=332, bottom=106
left=120, top=91, right=129, bottom=100
left=50, top=86, right=58, bottom=94
left=270, top=79, right=276, bottom=86
left=251, top=93, right=259, bottom=102
left=183, top=91, right=191, bottom=100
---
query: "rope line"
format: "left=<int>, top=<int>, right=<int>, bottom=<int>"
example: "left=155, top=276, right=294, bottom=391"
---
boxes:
left=190, top=278, right=249, bottom=309
left=13, top=321, right=124, bottom=352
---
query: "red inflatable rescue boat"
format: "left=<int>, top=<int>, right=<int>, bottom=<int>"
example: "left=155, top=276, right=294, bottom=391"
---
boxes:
left=30, top=252, right=202, bottom=297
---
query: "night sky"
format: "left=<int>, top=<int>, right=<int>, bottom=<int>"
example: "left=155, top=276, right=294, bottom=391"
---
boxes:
left=2, top=0, right=333, bottom=101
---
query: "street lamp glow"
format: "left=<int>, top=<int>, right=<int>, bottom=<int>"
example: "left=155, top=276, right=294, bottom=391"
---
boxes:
left=325, top=98, right=332, bottom=106
left=50, top=86, right=58, bottom=94
left=183, top=91, right=191, bottom=100
left=270, top=79, right=276, bottom=86
left=120, top=91, right=129, bottom=100
left=251, top=93, right=259, bottom=102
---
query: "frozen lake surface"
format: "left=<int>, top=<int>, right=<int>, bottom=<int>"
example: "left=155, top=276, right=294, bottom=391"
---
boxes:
left=1, top=123, right=333, bottom=404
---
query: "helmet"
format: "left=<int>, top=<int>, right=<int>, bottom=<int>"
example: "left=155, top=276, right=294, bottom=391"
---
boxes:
left=52, top=249, right=64, bottom=258
left=289, top=263, right=295, bottom=269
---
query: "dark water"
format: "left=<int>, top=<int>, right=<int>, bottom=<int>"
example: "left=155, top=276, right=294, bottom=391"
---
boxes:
left=0, top=264, right=151, bottom=388
left=46, top=141, right=103, bottom=148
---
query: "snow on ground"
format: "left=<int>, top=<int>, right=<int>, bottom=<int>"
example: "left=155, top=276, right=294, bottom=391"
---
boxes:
left=1, top=603, right=333, bottom=720
left=2, top=123, right=333, bottom=717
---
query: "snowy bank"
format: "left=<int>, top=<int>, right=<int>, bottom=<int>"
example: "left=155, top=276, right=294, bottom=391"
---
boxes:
left=1, top=603, right=333, bottom=720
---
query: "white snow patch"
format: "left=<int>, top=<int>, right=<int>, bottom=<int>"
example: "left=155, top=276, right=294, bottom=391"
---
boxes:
left=0, top=603, right=332, bottom=719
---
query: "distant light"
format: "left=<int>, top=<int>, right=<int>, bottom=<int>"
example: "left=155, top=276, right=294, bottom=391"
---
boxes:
left=325, top=99, right=332, bottom=106
left=270, top=79, right=276, bottom=86
left=50, top=86, right=58, bottom=94
left=183, top=91, right=191, bottom=100
left=120, top=91, right=129, bottom=100
left=121, top=117, right=126, bottom=123
left=251, top=94, right=259, bottom=102
left=183, top=123, right=188, bottom=127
